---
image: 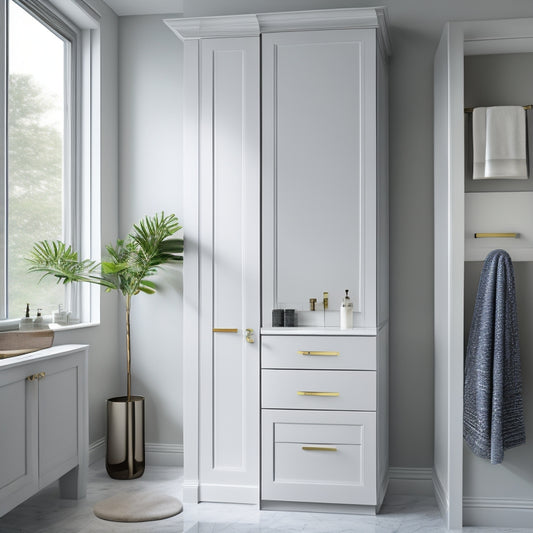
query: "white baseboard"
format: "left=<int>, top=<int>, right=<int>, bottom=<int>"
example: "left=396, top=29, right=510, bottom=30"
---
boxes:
left=89, top=437, right=106, bottom=464
left=183, top=480, right=200, bottom=503
left=463, top=497, right=533, bottom=528
left=432, top=468, right=448, bottom=520
left=199, top=483, right=258, bottom=504
left=387, top=467, right=434, bottom=496
left=88, top=439, right=183, bottom=467
left=146, top=443, right=183, bottom=466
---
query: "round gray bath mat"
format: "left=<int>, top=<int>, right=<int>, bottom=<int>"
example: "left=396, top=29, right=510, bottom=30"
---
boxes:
left=93, top=491, right=183, bottom=522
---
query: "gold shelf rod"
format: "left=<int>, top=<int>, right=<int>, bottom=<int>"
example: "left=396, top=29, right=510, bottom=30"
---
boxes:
left=464, top=105, right=532, bottom=113
left=474, top=233, right=518, bottom=239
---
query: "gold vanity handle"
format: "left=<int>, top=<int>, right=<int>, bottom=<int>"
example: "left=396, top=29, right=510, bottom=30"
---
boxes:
left=26, top=372, right=46, bottom=382
left=212, top=328, right=238, bottom=333
left=298, top=350, right=339, bottom=356
left=297, top=391, right=339, bottom=397
left=302, top=446, right=338, bottom=452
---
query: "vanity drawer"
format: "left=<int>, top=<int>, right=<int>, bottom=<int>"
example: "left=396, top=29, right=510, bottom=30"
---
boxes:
left=261, top=369, right=376, bottom=411
left=261, top=335, right=375, bottom=370
left=261, top=409, right=376, bottom=505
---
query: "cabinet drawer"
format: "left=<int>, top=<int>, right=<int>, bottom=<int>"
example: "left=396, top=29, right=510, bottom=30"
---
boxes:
left=262, top=369, right=375, bottom=411
left=262, top=409, right=376, bottom=505
left=261, top=335, right=375, bottom=370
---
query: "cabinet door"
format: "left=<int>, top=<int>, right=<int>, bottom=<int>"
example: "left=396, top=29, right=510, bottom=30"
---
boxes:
left=262, top=29, right=377, bottom=328
left=262, top=409, right=377, bottom=505
left=38, top=358, right=80, bottom=488
left=198, top=36, right=260, bottom=503
left=0, top=367, right=38, bottom=517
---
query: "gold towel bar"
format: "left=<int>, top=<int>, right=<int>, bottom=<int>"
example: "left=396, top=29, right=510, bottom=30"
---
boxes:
left=298, top=350, right=340, bottom=356
left=302, top=446, right=338, bottom=452
left=465, top=105, right=532, bottom=113
left=474, top=233, right=518, bottom=239
left=297, top=391, right=339, bottom=397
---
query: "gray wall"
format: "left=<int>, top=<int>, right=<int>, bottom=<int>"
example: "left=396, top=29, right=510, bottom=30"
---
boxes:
left=55, top=0, right=121, bottom=446
left=113, top=0, right=533, bottom=471
left=118, top=15, right=183, bottom=448
left=464, top=54, right=533, bottom=502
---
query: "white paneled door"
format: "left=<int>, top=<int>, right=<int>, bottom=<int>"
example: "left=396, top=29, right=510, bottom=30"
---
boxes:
left=197, top=37, right=260, bottom=504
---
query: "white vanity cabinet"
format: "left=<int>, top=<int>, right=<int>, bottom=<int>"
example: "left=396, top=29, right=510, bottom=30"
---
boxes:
left=0, top=345, right=88, bottom=517
left=166, top=6, right=389, bottom=511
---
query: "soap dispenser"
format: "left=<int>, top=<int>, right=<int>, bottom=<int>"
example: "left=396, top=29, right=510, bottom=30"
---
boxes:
left=19, top=303, right=34, bottom=331
left=340, top=289, right=353, bottom=329
left=33, top=308, right=46, bottom=329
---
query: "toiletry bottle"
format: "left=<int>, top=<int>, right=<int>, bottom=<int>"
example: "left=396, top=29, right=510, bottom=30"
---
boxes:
left=33, top=308, right=44, bottom=329
left=53, top=304, right=67, bottom=325
left=19, top=303, right=34, bottom=331
left=340, top=289, right=353, bottom=329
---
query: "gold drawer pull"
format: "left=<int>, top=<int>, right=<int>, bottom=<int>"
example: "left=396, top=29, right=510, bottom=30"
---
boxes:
left=302, top=446, right=338, bottom=452
left=298, top=351, right=339, bottom=356
left=297, top=391, right=339, bottom=397
left=212, top=328, right=238, bottom=333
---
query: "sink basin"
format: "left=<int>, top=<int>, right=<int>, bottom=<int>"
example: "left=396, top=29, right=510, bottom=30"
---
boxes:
left=0, top=330, right=55, bottom=359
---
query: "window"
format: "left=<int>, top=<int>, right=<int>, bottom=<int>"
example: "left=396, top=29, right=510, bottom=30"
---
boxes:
left=1, top=0, right=100, bottom=327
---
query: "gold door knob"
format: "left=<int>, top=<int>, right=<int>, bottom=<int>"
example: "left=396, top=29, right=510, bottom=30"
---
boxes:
left=245, top=328, right=255, bottom=343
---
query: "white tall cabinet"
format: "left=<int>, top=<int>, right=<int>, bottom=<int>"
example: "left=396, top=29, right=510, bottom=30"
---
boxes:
left=166, top=7, right=390, bottom=512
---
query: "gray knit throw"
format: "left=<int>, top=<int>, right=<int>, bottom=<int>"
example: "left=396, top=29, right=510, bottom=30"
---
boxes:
left=464, top=249, right=525, bottom=464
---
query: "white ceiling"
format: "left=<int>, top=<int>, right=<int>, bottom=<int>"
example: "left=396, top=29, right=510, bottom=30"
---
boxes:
left=102, top=0, right=183, bottom=16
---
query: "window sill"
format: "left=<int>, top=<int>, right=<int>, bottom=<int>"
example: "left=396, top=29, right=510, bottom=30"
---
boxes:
left=49, top=322, right=100, bottom=332
left=0, top=321, right=100, bottom=333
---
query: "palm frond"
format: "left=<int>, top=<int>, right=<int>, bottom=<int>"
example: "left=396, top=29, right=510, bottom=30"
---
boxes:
left=26, top=213, right=183, bottom=298
left=27, top=240, right=115, bottom=289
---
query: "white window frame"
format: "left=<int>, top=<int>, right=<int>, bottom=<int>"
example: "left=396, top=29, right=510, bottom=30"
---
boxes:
left=0, top=0, right=101, bottom=330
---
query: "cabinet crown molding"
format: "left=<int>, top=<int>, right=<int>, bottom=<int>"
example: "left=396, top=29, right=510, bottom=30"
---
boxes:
left=165, top=7, right=391, bottom=55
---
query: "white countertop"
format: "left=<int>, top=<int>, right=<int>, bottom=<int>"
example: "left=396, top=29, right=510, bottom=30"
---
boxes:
left=0, top=344, right=89, bottom=369
left=261, top=327, right=378, bottom=336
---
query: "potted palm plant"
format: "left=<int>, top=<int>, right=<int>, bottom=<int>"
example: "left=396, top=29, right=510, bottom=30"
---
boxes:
left=26, top=212, right=183, bottom=479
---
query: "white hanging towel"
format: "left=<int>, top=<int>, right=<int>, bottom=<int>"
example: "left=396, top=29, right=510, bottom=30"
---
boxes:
left=472, top=106, right=528, bottom=180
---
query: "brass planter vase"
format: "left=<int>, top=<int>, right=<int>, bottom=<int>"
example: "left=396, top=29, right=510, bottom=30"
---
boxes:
left=106, top=396, right=145, bottom=479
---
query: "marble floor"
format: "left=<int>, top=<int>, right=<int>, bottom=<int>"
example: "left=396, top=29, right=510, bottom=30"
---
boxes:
left=1, top=461, right=532, bottom=533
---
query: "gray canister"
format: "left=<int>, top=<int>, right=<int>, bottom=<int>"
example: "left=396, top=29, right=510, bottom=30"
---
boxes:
left=272, top=309, right=284, bottom=327
left=284, top=309, right=296, bottom=327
